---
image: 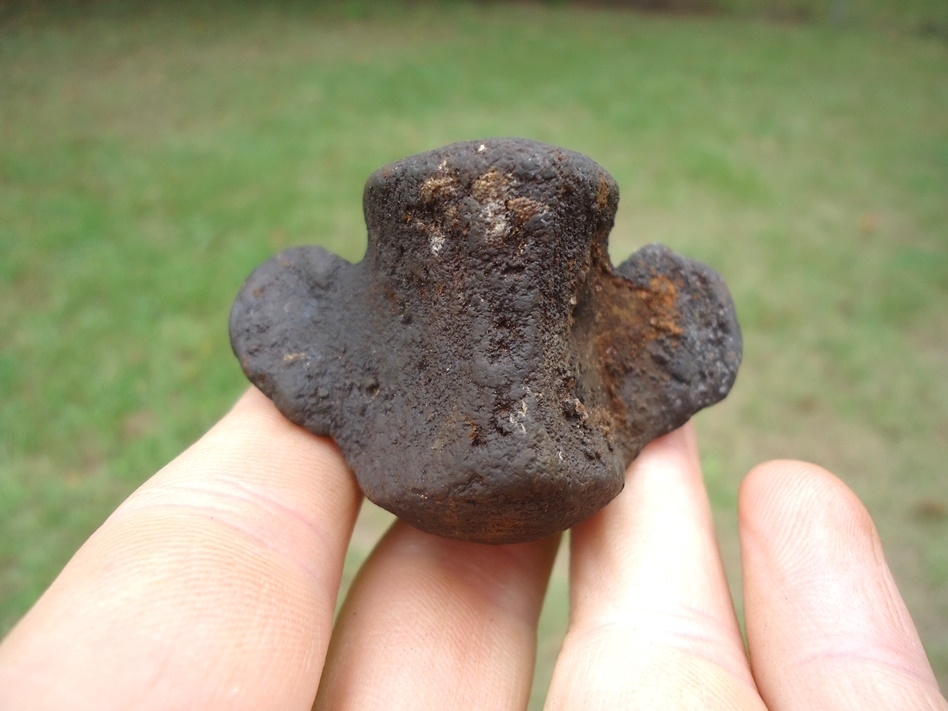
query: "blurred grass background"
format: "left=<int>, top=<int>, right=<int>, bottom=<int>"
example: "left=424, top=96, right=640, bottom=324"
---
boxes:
left=1, top=0, right=946, bottom=703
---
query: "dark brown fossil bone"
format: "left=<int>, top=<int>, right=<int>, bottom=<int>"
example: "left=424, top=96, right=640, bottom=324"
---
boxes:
left=229, top=138, right=742, bottom=544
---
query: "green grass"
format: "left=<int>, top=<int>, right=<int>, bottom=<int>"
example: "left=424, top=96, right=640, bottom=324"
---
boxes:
left=2, top=1, right=947, bottom=702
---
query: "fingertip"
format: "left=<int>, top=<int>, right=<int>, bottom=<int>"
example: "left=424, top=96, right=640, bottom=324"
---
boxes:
left=634, top=418, right=700, bottom=474
left=740, top=460, right=943, bottom=708
left=183, top=386, right=356, bottom=506
left=739, top=460, right=878, bottom=561
left=223, top=386, right=288, bottom=426
left=220, top=386, right=330, bottom=448
left=741, top=458, right=851, bottom=504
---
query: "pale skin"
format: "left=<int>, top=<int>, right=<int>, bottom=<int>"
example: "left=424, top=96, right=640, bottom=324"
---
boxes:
left=0, top=388, right=945, bottom=710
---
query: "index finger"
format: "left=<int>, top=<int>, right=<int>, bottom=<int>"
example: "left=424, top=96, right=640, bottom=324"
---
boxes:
left=0, top=388, right=362, bottom=711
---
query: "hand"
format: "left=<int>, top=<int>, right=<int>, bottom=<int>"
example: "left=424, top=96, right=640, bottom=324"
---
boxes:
left=0, top=388, right=944, bottom=710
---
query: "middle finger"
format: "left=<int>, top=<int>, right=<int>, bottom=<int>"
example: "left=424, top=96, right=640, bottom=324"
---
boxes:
left=314, top=518, right=559, bottom=710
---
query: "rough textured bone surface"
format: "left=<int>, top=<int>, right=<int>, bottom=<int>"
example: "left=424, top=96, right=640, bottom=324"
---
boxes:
left=230, top=138, right=742, bottom=544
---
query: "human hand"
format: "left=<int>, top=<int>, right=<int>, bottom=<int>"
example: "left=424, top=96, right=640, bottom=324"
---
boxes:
left=0, top=388, right=944, bottom=710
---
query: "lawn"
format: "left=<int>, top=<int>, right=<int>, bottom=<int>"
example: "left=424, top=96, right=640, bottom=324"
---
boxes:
left=2, top=0, right=946, bottom=703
